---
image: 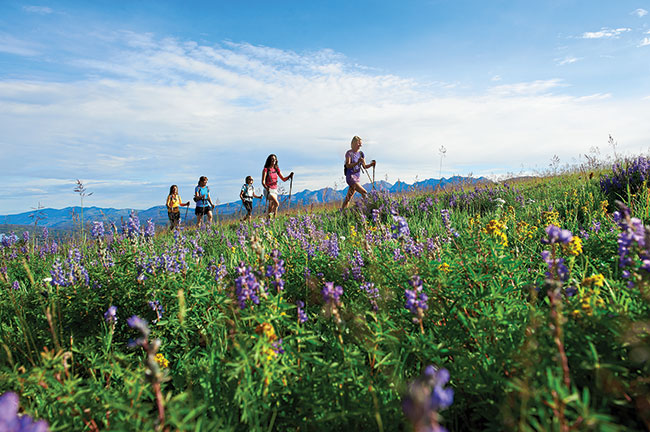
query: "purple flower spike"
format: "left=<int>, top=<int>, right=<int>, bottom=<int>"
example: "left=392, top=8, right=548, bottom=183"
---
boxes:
left=322, top=282, right=343, bottom=305
left=543, top=225, right=573, bottom=244
left=402, top=365, right=453, bottom=432
left=104, top=305, right=117, bottom=324
left=296, top=300, right=309, bottom=323
left=0, top=391, right=50, bottom=432
left=127, top=315, right=150, bottom=337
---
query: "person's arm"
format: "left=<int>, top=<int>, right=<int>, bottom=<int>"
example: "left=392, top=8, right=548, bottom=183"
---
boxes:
left=240, top=188, right=245, bottom=202
left=166, top=195, right=173, bottom=210
left=362, top=159, right=376, bottom=169
left=194, top=187, right=202, bottom=201
left=278, top=169, right=293, bottom=182
left=179, top=195, right=190, bottom=207
left=344, top=152, right=357, bottom=170
left=261, top=169, right=268, bottom=190
left=207, top=189, right=214, bottom=207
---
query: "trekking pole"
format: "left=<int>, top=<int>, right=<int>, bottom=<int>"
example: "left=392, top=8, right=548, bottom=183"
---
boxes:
left=362, top=166, right=376, bottom=191
left=288, top=175, right=293, bottom=209
left=184, top=205, right=189, bottom=224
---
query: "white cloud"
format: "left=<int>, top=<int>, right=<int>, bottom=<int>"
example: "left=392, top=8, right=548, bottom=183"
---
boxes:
left=639, top=37, right=650, bottom=47
left=22, top=5, right=53, bottom=14
left=0, top=34, right=40, bottom=56
left=1, top=32, right=649, bottom=213
left=488, top=79, right=566, bottom=96
left=582, top=27, right=631, bottom=39
left=556, top=56, right=581, bottom=66
left=633, top=8, right=648, bottom=17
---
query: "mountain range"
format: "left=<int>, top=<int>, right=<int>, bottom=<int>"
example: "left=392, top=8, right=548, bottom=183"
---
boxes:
left=1, top=176, right=485, bottom=231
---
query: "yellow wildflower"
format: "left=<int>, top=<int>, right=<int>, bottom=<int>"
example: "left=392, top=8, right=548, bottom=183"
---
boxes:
left=600, top=200, right=608, bottom=216
left=542, top=210, right=560, bottom=227
left=155, top=353, right=169, bottom=368
left=581, top=274, right=605, bottom=287
left=563, top=236, right=583, bottom=256
left=482, top=219, right=508, bottom=246
left=438, top=263, right=450, bottom=272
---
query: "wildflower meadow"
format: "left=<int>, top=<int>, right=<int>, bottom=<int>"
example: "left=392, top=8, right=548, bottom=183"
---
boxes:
left=1, top=159, right=650, bottom=431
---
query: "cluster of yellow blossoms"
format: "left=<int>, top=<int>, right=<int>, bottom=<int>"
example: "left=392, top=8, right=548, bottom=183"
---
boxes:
left=155, top=353, right=169, bottom=369
left=516, top=221, right=538, bottom=241
left=541, top=210, right=560, bottom=227
left=563, top=236, right=583, bottom=256
left=255, top=322, right=279, bottom=361
left=573, top=274, right=606, bottom=317
left=482, top=219, right=508, bottom=246
left=438, top=262, right=450, bottom=272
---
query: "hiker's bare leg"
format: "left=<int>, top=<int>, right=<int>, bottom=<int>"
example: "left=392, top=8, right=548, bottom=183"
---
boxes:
left=196, top=214, right=202, bottom=227
left=341, top=183, right=367, bottom=209
left=206, top=211, right=213, bottom=225
left=268, top=195, right=279, bottom=218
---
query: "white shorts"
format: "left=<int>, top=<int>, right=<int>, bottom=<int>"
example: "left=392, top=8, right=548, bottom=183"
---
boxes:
left=264, top=188, right=278, bottom=200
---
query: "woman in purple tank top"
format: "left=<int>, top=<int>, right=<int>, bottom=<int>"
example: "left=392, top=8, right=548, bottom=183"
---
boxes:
left=341, top=136, right=376, bottom=209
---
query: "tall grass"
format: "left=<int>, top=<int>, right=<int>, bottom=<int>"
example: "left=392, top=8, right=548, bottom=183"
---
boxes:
left=0, top=160, right=649, bottom=431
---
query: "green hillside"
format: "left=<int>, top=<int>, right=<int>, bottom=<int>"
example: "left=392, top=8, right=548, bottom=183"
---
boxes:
left=1, top=162, right=649, bottom=431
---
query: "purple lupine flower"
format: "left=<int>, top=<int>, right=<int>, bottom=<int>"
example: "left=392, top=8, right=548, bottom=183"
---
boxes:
left=591, top=221, right=601, bottom=233
left=1, top=232, right=17, bottom=248
left=541, top=250, right=569, bottom=281
left=542, top=225, right=573, bottom=244
left=392, top=214, right=410, bottom=239
left=49, top=259, right=70, bottom=287
left=612, top=205, right=650, bottom=278
left=371, top=208, right=381, bottom=223
left=322, top=282, right=343, bottom=305
left=296, top=300, right=309, bottom=323
left=0, top=392, right=49, bottom=432
left=144, top=219, right=155, bottom=238
left=212, top=255, right=228, bottom=282
left=393, top=248, right=406, bottom=263
left=265, top=249, right=286, bottom=292
left=361, top=282, right=380, bottom=311
left=22, top=231, right=30, bottom=243
left=235, top=263, right=263, bottom=309
left=148, top=300, right=164, bottom=323
left=324, top=235, right=340, bottom=258
left=402, top=365, right=454, bottom=432
left=440, top=209, right=459, bottom=239
left=41, top=227, right=48, bottom=240
left=12, top=281, right=20, bottom=290
left=91, top=222, right=105, bottom=239
left=405, top=276, right=428, bottom=324
left=125, top=211, right=140, bottom=237
left=104, top=305, right=117, bottom=324
left=127, top=315, right=150, bottom=338
left=349, top=250, right=364, bottom=281
left=272, top=338, right=284, bottom=355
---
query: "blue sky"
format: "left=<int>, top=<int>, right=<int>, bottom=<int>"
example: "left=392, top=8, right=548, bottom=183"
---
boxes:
left=1, top=1, right=649, bottom=215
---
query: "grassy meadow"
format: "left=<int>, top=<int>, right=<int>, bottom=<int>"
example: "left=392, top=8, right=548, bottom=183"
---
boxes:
left=1, top=160, right=650, bottom=431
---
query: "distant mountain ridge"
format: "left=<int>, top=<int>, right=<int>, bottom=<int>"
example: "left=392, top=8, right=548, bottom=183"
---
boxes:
left=1, top=176, right=486, bottom=230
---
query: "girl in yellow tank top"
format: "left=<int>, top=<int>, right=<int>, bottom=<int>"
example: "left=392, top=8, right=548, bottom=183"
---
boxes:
left=166, top=185, right=190, bottom=230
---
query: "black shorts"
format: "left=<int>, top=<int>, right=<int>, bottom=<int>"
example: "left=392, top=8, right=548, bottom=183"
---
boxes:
left=195, top=206, right=211, bottom=216
left=168, top=211, right=180, bottom=224
left=243, top=201, right=253, bottom=214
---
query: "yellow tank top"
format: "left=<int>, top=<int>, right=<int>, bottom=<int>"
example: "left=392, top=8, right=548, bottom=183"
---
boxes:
left=167, top=194, right=182, bottom=212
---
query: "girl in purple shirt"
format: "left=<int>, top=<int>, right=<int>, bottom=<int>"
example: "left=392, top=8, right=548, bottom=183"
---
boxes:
left=341, top=136, right=376, bottom=209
